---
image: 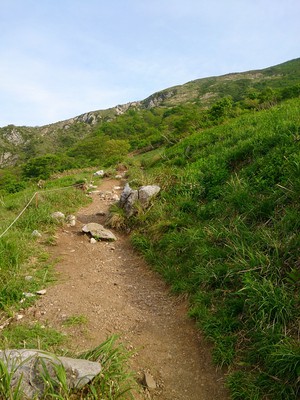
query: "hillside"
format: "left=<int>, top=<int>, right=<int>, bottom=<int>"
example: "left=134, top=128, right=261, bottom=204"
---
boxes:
left=0, top=58, right=299, bottom=168
left=127, top=98, right=300, bottom=399
left=0, top=57, right=300, bottom=399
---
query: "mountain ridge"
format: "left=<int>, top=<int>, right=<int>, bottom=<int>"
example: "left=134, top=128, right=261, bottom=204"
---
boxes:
left=0, top=57, right=299, bottom=167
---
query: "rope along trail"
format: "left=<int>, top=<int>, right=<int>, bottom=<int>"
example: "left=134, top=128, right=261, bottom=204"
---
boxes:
left=0, top=184, right=84, bottom=239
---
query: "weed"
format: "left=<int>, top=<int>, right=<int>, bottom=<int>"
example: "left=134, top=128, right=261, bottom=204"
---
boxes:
left=62, top=315, right=88, bottom=327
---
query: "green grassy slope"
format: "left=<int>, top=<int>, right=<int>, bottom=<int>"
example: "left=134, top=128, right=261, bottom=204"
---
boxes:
left=142, top=57, right=300, bottom=107
left=129, top=98, right=300, bottom=399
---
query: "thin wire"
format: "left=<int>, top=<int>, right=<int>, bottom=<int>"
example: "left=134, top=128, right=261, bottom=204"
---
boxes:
left=0, top=192, right=37, bottom=239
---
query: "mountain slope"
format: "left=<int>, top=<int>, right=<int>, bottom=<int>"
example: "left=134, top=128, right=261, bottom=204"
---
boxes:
left=0, top=57, right=299, bottom=167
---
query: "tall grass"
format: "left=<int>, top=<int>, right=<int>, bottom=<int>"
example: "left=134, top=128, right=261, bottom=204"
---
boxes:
left=130, top=99, right=300, bottom=399
left=0, top=178, right=90, bottom=313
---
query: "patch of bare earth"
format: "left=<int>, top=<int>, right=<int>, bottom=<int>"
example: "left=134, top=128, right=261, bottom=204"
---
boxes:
left=25, top=178, right=229, bottom=400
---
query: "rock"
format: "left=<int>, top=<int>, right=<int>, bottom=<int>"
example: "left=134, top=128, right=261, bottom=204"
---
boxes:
left=66, top=215, right=76, bottom=226
left=111, top=194, right=120, bottom=202
left=138, top=185, right=161, bottom=207
left=93, top=170, right=104, bottom=177
left=82, top=223, right=117, bottom=241
left=23, top=292, right=36, bottom=298
left=32, top=230, right=42, bottom=238
left=119, top=183, right=132, bottom=207
left=51, top=211, right=65, bottom=221
left=25, top=275, right=33, bottom=281
left=90, top=238, right=97, bottom=244
left=115, top=174, right=123, bottom=179
left=96, top=211, right=106, bottom=216
left=143, top=372, right=157, bottom=390
left=0, top=349, right=102, bottom=399
left=36, top=289, right=47, bottom=295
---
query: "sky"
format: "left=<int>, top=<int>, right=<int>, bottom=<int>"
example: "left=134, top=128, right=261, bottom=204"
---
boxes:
left=0, top=0, right=299, bottom=127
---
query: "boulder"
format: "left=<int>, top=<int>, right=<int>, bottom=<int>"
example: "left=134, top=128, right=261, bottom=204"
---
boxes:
left=118, top=183, right=161, bottom=216
left=82, top=223, right=117, bottom=241
left=0, top=349, right=101, bottom=399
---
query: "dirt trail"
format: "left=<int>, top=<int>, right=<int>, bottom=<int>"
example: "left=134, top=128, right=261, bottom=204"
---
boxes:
left=26, top=178, right=229, bottom=399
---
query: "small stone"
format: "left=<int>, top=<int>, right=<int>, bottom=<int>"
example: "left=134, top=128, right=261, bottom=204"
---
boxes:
left=51, top=211, right=65, bottom=221
left=90, top=238, right=97, bottom=244
left=25, top=276, right=33, bottom=281
left=23, top=292, right=36, bottom=298
left=94, top=170, right=104, bottom=177
left=16, top=314, right=24, bottom=321
left=143, top=372, right=156, bottom=390
left=32, top=230, right=42, bottom=238
left=113, top=186, right=122, bottom=190
left=36, top=289, right=47, bottom=295
left=66, top=215, right=76, bottom=226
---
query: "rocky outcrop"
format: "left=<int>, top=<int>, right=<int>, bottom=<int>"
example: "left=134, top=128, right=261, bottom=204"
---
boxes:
left=115, top=101, right=141, bottom=115
left=0, top=349, right=101, bottom=399
left=141, top=89, right=177, bottom=108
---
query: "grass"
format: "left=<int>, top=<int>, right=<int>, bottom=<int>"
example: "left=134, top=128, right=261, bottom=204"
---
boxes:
left=62, top=315, right=88, bottom=327
left=129, top=98, right=300, bottom=399
left=0, top=323, right=67, bottom=351
left=0, top=335, right=137, bottom=399
left=0, top=176, right=91, bottom=313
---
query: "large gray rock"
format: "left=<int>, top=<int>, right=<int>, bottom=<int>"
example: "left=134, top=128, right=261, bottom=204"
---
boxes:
left=118, top=183, right=161, bottom=216
left=0, top=349, right=101, bottom=399
left=82, top=223, right=117, bottom=241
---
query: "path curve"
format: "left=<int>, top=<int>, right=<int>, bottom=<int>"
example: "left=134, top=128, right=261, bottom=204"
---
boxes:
left=27, top=178, right=229, bottom=399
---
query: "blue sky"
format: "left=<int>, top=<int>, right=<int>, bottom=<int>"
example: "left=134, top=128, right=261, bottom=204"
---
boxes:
left=0, top=0, right=299, bottom=127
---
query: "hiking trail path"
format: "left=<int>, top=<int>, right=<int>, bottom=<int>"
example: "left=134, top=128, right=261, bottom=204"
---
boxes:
left=25, top=177, right=229, bottom=399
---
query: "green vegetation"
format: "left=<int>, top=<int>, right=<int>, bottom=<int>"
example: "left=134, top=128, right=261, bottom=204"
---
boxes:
left=0, top=323, right=66, bottom=351
left=62, top=314, right=88, bottom=327
left=0, top=175, right=92, bottom=312
left=0, top=335, right=136, bottom=399
left=127, top=98, right=300, bottom=399
left=0, top=58, right=300, bottom=399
